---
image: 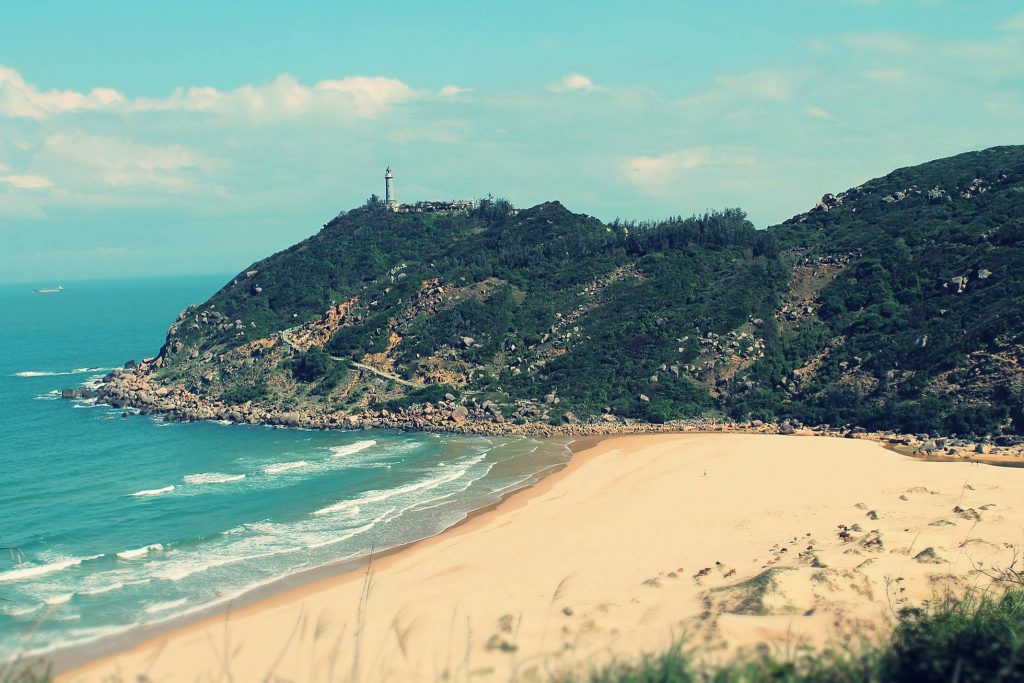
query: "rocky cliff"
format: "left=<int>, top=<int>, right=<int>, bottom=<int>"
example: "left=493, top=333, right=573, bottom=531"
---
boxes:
left=94, top=146, right=1024, bottom=438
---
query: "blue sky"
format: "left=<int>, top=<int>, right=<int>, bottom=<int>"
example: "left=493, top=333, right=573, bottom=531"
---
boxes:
left=1, top=0, right=1021, bottom=283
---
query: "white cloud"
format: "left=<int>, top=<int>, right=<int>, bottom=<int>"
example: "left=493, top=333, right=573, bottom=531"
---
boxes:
left=841, top=32, right=917, bottom=53
left=0, top=66, right=419, bottom=121
left=312, top=76, right=419, bottom=117
left=41, top=132, right=211, bottom=192
left=623, top=147, right=755, bottom=192
left=999, top=11, right=1024, bottom=31
left=1, top=174, right=54, bottom=189
left=438, top=84, right=473, bottom=97
left=549, top=73, right=605, bottom=93
left=805, top=106, right=831, bottom=119
left=0, top=65, right=125, bottom=118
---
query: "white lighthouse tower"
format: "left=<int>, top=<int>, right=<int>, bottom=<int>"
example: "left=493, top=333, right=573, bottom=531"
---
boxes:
left=384, top=166, right=396, bottom=210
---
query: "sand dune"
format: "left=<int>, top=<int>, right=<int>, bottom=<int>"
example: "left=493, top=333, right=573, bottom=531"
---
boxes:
left=60, top=433, right=1024, bottom=682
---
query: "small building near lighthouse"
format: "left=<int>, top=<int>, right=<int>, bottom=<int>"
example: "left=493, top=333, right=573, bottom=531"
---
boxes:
left=382, top=166, right=474, bottom=214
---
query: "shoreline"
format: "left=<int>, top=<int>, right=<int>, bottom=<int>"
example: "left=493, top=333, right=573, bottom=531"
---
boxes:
left=56, top=431, right=1024, bottom=682
left=73, top=367, right=1024, bottom=464
left=44, top=434, right=591, bottom=677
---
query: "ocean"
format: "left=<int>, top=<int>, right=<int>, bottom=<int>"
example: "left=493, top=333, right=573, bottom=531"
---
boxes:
left=0, top=276, right=571, bottom=660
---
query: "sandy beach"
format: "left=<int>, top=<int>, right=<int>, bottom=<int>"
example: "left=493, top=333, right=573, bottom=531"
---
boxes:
left=59, top=433, right=1024, bottom=682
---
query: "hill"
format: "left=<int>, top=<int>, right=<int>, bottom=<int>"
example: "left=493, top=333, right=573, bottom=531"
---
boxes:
left=98, top=146, right=1024, bottom=437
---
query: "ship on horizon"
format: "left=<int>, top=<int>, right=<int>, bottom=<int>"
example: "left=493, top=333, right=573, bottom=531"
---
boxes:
left=32, top=285, right=64, bottom=294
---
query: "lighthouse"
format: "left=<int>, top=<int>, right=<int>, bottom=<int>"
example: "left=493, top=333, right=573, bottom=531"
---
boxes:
left=385, top=166, right=396, bottom=209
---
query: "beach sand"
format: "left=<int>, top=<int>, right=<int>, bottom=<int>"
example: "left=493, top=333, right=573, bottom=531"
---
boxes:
left=59, top=433, right=1024, bottom=682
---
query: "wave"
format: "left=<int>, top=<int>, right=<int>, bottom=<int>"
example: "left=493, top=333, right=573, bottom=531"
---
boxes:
left=129, top=485, right=175, bottom=497
left=117, top=544, right=164, bottom=559
left=0, top=554, right=102, bottom=583
left=78, top=581, right=124, bottom=596
left=143, top=598, right=187, bottom=615
left=262, top=461, right=308, bottom=475
left=329, top=439, right=377, bottom=458
left=13, top=367, right=110, bottom=378
left=1, top=604, right=40, bottom=618
left=314, top=454, right=486, bottom=517
left=44, top=593, right=75, bottom=606
left=183, top=473, right=246, bottom=485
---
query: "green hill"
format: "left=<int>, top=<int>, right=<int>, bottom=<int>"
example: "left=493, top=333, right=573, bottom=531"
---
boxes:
left=146, top=146, right=1024, bottom=436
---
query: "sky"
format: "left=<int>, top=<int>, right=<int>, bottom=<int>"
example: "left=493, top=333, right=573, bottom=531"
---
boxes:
left=0, top=0, right=1022, bottom=283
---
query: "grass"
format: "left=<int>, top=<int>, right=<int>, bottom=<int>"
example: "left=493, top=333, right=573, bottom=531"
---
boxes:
left=5, top=576, right=1023, bottom=681
left=571, top=587, right=1024, bottom=683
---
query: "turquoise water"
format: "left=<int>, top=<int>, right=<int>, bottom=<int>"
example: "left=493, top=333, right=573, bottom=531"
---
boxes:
left=0, top=276, right=570, bottom=659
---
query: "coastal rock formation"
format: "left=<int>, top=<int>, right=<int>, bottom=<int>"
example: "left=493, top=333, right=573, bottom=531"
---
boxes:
left=73, top=146, right=1024, bottom=442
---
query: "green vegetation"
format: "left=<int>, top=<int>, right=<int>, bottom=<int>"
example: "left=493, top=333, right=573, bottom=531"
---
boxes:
left=8, top=587, right=1022, bottom=682
left=381, top=384, right=459, bottom=412
left=571, top=588, right=1024, bottom=683
left=742, top=145, right=1024, bottom=434
left=158, top=146, right=1024, bottom=436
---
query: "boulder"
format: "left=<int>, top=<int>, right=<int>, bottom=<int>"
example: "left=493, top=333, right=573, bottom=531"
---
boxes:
left=451, top=405, right=469, bottom=423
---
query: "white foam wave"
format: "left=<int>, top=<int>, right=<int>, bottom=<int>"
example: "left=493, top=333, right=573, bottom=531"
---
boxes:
left=13, top=367, right=110, bottom=378
left=314, top=453, right=485, bottom=517
left=262, top=461, right=308, bottom=475
left=143, top=598, right=187, bottom=614
left=117, top=544, right=164, bottom=559
left=44, top=593, right=74, bottom=605
left=151, top=549, right=288, bottom=582
left=78, top=581, right=124, bottom=596
left=129, top=485, right=175, bottom=497
left=0, top=554, right=102, bottom=583
left=1, top=604, right=40, bottom=617
left=329, top=439, right=377, bottom=458
left=183, top=473, right=246, bottom=485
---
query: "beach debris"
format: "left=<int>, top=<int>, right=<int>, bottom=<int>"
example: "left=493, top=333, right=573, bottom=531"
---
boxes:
left=643, top=577, right=662, bottom=588
left=953, top=505, right=982, bottom=521
left=562, top=606, right=574, bottom=616
left=914, top=547, right=944, bottom=564
left=859, top=530, right=884, bottom=551
left=497, top=614, right=514, bottom=633
left=867, top=510, right=879, bottom=520
left=485, top=634, right=518, bottom=652
left=929, top=519, right=956, bottom=527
